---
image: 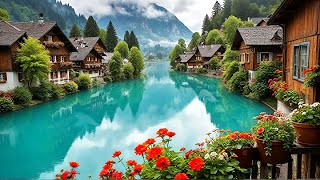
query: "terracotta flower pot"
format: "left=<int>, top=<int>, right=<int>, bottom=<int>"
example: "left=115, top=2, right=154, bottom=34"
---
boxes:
left=233, top=147, right=255, bottom=168
left=292, top=122, right=320, bottom=146
left=256, top=139, right=290, bottom=164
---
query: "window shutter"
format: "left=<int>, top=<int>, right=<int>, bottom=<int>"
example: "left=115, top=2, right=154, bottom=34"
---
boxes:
left=269, top=52, right=273, bottom=61
left=257, top=52, right=261, bottom=63
left=4, top=73, right=7, bottom=81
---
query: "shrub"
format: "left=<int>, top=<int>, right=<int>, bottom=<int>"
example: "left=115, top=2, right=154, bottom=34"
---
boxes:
left=123, top=62, right=135, bottom=79
left=222, top=61, right=240, bottom=81
left=0, top=97, right=14, bottom=112
left=69, top=69, right=79, bottom=80
left=175, top=64, right=187, bottom=72
left=104, top=76, right=113, bottom=83
left=92, top=78, right=103, bottom=87
left=208, top=56, right=221, bottom=70
left=221, top=48, right=240, bottom=65
left=12, top=87, right=32, bottom=106
left=196, top=68, right=208, bottom=74
left=76, top=74, right=92, bottom=90
left=31, top=81, right=52, bottom=101
left=227, top=68, right=248, bottom=93
left=249, top=61, right=282, bottom=100
left=51, top=84, right=64, bottom=99
left=63, top=81, right=78, bottom=94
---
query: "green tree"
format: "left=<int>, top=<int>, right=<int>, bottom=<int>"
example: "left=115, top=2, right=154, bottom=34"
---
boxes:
left=99, top=29, right=107, bottom=44
left=76, top=73, right=92, bottom=90
left=208, top=56, right=221, bottom=70
left=123, top=62, right=134, bottom=79
left=114, top=41, right=129, bottom=59
left=109, top=51, right=123, bottom=81
left=211, top=1, right=222, bottom=18
left=124, top=31, right=130, bottom=43
left=106, top=21, right=118, bottom=52
left=202, top=14, right=211, bottom=35
left=178, top=38, right=187, bottom=51
left=205, top=29, right=224, bottom=45
left=83, top=16, right=99, bottom=37
left=0, top=8, right=9, bottom=21
left=169, top=44, right=184, bottom=69
left=222, top=47, right=240, bottom=64
left=16, top=37, right=51, bottom=87
left=188, top=32, right=201, bottom=50
left=128, top=47, right=144, bottom=77
left=223, top=0, right=232, bottom=21
left=69, top=24, right=82, bottom=38
left=222, top=16, right=245, bottom=46
left=129, top=31, right=140, bottom=49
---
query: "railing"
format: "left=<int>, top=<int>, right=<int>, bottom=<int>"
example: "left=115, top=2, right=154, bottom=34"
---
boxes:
left=249, top=145, right=320, bottom=179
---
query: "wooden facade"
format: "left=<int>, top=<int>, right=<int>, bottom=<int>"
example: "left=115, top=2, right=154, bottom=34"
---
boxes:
left=268, top=0, right=320, bottom=103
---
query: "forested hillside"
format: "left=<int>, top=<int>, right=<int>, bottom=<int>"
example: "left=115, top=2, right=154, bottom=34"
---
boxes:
left=0, top=0, right=86, bottom=33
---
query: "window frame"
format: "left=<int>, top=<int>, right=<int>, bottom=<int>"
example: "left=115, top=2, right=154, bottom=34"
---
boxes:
left=246, top=53, right=250, bottom=64
left=257, top=52, right=273, bottom=64
left=0, top=72, right=7, bottom=83
left=292, top=42, right=310, bottom=81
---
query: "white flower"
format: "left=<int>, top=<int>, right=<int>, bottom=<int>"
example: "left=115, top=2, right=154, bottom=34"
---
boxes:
left=222, top=152, right=228, bottom=157
left=218, top=155, right=224, bottom=160
left=311, top=102, right=320, bottom=108
left=298, top=102, right=304, bottom=106
left=204, top=154, right=210, bottom=160
left=210, top=152, right=218, bottom=157
left=273, top=128, right=279, bottom=131
left=302, top=112, right=307, bottom=115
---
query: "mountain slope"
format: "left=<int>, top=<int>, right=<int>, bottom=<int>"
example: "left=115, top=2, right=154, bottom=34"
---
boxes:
left=96, top=3, right=193, bottom=50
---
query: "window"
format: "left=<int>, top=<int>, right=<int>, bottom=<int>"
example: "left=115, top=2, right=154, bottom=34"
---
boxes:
left=88, top=57, right=91, bottom=61
left=246, top=53, right=250, bottom=63
left=51, top=72, right=58, bottom=79
left=52, top=56, right=57, bottom=63
left=60, top=71, right=67, bottom=78
left=257, top=52, right=273, bottom=63
left=240, top=53, right=246, bottom=62
left=18, top=72, right=24, bottom=82
left=293, top=42, right=310, bottom=80
left=0, top=72, right=7, bottom=82
left=48, top=35, right=53, bottom=42
left=61, top=56, right=65, bottom=62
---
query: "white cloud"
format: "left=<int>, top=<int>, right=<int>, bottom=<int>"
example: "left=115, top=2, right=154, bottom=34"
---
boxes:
left=59, top=0, right=224, bottom=32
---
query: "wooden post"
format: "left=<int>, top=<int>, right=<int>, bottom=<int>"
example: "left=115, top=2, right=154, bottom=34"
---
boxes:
left=260, top=163, right=269, bottom=179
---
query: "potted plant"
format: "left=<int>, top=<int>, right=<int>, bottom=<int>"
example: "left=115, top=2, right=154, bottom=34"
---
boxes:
left=303, top=66, right=320, bottom=87
left=289, top=102, right=320, bottom=146
left=252, top=112, right=296, bottom=164
left=207, top=130, right=255, bottom=168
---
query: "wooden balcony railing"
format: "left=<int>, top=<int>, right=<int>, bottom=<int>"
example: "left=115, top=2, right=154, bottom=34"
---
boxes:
left=248, top=145, right=320, bottom=179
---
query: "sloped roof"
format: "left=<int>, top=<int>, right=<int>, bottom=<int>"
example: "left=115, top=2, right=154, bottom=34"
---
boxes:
left=268, top=0, right=301, bottom=25
left=197, top=45, right=224, bottom=58
left=231, top=26, right=283, bottom=50
left=0, top=21, right=26, bottom=46
left=70, top=37, right=103, bottom=61
left=9, top=21, right=56, bottom=39
left=250, top=17, right=265, bottom=25
left=180, top=52, right=195, bottom=63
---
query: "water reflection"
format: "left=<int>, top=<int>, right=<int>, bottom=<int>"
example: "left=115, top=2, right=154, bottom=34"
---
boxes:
left=0, top=62, right=272, bottom=179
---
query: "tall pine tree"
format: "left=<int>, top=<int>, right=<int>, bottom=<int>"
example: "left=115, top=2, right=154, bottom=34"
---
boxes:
left=105, top=21, right=118, bottom=52
left=202, top=14, right=211, bottom=35
left=83, top=16, right=99, bottom=37
left=124, top=31, right=130, bottom=43
left=223, top=0, right=232, bottom=20
left=129, top=31, right=140, bottom=50
left=69, top=24, right=82, bottom=38
left=212, top=1, right=222, bottom=18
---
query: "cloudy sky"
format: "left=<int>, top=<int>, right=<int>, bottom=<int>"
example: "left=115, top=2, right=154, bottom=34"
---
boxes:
left=59, top=0, right=224, bottom=32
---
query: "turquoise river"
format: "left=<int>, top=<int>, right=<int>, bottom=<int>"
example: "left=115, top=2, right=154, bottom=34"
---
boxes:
left=0, top=62, right=272, bottom=179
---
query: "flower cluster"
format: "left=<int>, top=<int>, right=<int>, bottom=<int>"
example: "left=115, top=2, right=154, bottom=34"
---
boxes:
left=268, top=78, right=303, bottom=108
left=0, top=91, right=12, bottom=99
left=55, top=161, right=79, bottom=180
left=99, top=160, right=124, bottom=179
left=302, top=66, right=320, bottom=87
left=289, top=102, right=320, bottom=125
left=252, top=112, right=296, bottom=156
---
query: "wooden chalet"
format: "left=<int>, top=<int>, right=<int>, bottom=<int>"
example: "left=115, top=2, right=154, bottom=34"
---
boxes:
left=70, top=37, right=106, bottom=78
left=268, top=0, right=320, bottom=103
left=9, top=16, right=77, bottom=85
left=249, top=17, right=270, bottom=27
left=0, top=21, right=27, bottom=91
left=231, top=26, right=283, bottom=80
left=179, top=52, right=196, bottom=68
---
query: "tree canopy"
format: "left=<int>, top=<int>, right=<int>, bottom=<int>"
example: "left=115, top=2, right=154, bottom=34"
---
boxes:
left=114, top=41, right=129, bottom=59
left=205, top=29, right=224, bottom=45
left=83, top=16, right=99, bottom=37
left=178, top=38, right=187, bottom=52
left=106, top=21, right=118, bottom=52
left=109, top=51, right=123, bottom=81
left=169, top=44, right=184, bottom=69
left=128, top=31, right=140, bottom=50
left=188, top=32, right=201, bottom=50
left=69, top=24, right=82, bottom=38
left=0, top=8, right=9, bottom=21
left=16, top=37, right=51, bottom=87
left=128, top=47, right=144, bottom=76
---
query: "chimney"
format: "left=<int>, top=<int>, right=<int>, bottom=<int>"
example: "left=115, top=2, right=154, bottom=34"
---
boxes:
left=38, top=13, right=44, bottom=24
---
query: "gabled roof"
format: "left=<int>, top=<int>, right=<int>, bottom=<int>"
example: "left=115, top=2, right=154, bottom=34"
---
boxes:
left=268, top=0, right=301, bottom=25
left=0, top=21, right=26, bottom=46
left=180, top=51, right=195, bottom=63
left=250, top=17, right=266, bottom=26
left=197, top=45, right=224, bottom=58
left=256, top=18, right=270, bottom=26
left=9, top=21, right=77, bottom=52
left=70, top=37, right=104, bottom=61
left=231, top=26, right=283, bottom=50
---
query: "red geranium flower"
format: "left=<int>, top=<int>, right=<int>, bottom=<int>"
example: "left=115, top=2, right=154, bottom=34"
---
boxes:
left=126, top=160, right=137, bottom=166
left=3, top=93, right=10, bottom=98
left=257, top=127, right=264, bottom=134
left=144, top=138, right=156, bottom=145
left=156, top=128, right=168, bottom=137
left=180, top=147, right=186, bottom=151
left=239, top=132, right=249, bottom=139
left=156, top=156, right=170, bottom=170
left=174, top=173, right=189, bottom=180
left=133, top=164, right=143, bottom=173
left=135, top=144, right=147, bottom=155
left=61, top=171, right=70, bottom=180
left=111, top=171, right=123, bottom=179
left=166, top=131, right=176, bottom=137
left=189, top=157, right=205, bottom=171
left=184, top=150, right=193, bottom=159
left=230, top=133, right=237, bottom=140
left=146, top=146, right=163, bottom=160
left=130, top=171, right=137, bottom=177
left=69, top=161, right=79, bottom=168
left=112, top=151, right=121, bottom=158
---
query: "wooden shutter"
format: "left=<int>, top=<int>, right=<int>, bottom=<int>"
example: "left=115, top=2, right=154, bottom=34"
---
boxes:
left=269, top=52, right=273, bottom=61
left=257, top=52, right=261, bottom=63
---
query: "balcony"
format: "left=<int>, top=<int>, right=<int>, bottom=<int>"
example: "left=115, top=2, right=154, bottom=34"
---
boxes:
left=43, top=41, right=65, bottom=48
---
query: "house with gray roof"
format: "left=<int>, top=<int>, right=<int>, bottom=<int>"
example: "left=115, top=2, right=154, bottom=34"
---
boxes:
left=231, top=25, right=283, bottom=80
left=70, top=37, right=107, bottom=78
